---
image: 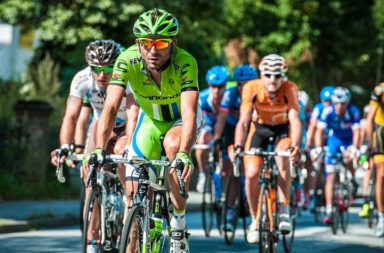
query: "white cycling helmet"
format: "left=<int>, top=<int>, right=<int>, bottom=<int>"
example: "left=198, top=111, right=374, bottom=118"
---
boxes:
left=259, top=54, right=288, bottom=76
left=331, top=86, right=351, bottom=103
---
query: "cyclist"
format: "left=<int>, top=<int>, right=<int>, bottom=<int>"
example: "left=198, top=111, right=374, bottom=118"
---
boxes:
left=50, top=40, right=132, bottom=253
left=305, top=86, right=334, bottom=149
left=305, top=86, right=334, bottom=211
left=234, top=54, right=302, bottom=243
left=195, top=65, right=230, bottom=193
left=366, top=84, right=384, bottom=237
left=88, top=9, right=202, bottom=252
left=314, top=87, right=360, bottom=225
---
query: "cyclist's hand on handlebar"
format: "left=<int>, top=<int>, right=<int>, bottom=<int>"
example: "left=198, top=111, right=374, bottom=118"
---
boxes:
left=289, top=146, right=301, bottom=162
left=171, top=151, right=194, bottom=180
left=51, top=144, right=70, bottom=167
left=87, top=148, right=106, bottom=165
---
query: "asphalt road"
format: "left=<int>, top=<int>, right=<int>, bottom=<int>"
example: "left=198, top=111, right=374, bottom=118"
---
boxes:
left=0, top=207, right=382, bottom=252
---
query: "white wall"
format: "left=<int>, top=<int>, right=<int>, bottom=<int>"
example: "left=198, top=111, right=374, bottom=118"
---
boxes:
left=0, top=23, right=34, bottom=81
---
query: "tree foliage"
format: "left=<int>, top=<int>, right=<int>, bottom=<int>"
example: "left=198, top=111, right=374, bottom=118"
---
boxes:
left=0, top=0, right=382, bottom=105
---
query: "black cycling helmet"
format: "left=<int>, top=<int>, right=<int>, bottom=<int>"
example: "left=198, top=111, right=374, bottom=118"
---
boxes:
left=85, top=40, right=124, bottom=66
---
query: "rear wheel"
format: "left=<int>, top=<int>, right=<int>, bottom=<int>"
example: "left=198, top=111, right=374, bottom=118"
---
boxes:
left=340, top=183, right=350, bottom=233
left=119, top=205, right=144, bottom=253
left=259, top=185, right=272, bottom=253
left=202, top=172, right=214, bottom=237
left=82, top=187, right=103, bottom=253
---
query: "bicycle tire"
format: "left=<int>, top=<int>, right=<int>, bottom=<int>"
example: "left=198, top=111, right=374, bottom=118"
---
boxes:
left=82, top=187, right=104, bottom=253
left=202, top=172, right=214, bottom=237
left=259, top=184, right=272, bottom=253
left=223, top=172, right=240, bottom=245
left=331, top=176, right=340, bottom=235
left=367, top=176, right=376, bottom=228
left=80, top=181, right=86, bottom=233
left=340, top=183, right=350, bottom=233
left=119, top=205, right=145, bottom=253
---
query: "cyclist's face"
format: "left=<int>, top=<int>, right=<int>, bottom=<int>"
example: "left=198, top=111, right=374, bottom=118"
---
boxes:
left=91, top=70, right=112, bottom=89
left=334, top=102, right=348, bottom=115
left=262, top=73, right=283, bottom=93
left=209, top=84, right=225, bottom=102
left=138, top=36, right=173, bottom=70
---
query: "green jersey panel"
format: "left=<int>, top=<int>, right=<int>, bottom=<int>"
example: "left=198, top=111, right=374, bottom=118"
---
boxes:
left=110, top=45, right=198, bottom=121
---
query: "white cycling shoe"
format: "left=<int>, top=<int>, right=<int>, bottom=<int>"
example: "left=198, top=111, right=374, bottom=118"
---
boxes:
left=196, top=174, right=206, bottom=193
left=246, top=221, right=259, bottom=244
left=86, top=245, right=99, bottom=253
left=170, top=227, right=190, bottom=253
left=375, top=219, right=384, bottom=237
left=278, top=213, right=292, bottom=234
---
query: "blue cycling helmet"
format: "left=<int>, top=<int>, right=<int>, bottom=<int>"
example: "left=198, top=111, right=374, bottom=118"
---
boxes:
left=320, top=86, right=335, bottom=101
left=205, top=65, right=230, bottom=86
left=233, top=65, right=258, bottom=82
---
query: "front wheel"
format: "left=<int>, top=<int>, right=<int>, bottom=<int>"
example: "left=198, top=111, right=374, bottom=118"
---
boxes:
left=119, top=205, right=145, bottom=253
left=223, top=172, right=240, bottom=245
left=82, top=187, right=103, bottom=253
left=259, top=184, right=272, bottom=253
left=202, top=172, right=214, bottom=237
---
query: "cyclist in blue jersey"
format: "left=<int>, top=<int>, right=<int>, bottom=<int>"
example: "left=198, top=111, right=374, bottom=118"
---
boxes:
left=314, top=87, right=361, bottom=224
left=305, top=86, right=334, bottom=149
left=195, top=66, right=230, bottom=193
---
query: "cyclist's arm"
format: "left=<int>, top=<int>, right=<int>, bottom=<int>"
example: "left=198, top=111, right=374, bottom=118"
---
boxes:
left=60, top=95, right=83, bottom=146
left=352, top=127, right=360, bottom=149
left=213, top=111, right=228, bottom=141
left=179, top=90, right=199, bottom=153
left=234, top=84, right=253, bottom=148
left=288, top=108, right=302, bottom=149
left=74, top=105, right=92, bottom=153
left=124, top=93, right=139, bottom=146
left=305, top=119, right=317, bottom=148
left=366, top=104, right=377, bottom=149
left=95, top=85, right=125, bottom=149
left=315, top=126, right=325, bottom=147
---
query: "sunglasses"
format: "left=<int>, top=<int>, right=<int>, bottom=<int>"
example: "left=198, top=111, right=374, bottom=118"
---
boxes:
left=264, top=73, right=282, bottom=79
left=136, top=38, right=173, bottom=49
left=211, top=84, right=226, bottom=89
left=237, top=81, right=247, bottom=86
left=91, top=65, right=114, bottom=74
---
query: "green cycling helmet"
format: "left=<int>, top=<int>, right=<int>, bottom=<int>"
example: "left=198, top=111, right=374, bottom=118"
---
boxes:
left=133, top=8, right=179, bottom=37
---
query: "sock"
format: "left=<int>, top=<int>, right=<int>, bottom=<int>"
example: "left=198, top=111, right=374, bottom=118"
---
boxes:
left=279, top=204, right=290, bottom=215
left=199, top=172, right=205, bottom=178
left=171, top=209, right=186, bottom=229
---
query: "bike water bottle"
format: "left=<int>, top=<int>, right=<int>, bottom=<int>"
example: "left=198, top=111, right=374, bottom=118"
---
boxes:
left=213, top=170, right=222, bottom=201
left=115, top=194, right=121, bottom=217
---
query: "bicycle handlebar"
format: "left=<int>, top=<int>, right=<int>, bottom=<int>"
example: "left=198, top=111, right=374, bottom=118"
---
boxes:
left=240, top=148, right=291, bottom=157
left=173, top=159, right=189, bottom=199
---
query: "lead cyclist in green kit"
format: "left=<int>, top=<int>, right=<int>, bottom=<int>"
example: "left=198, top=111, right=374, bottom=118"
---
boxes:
left=88, top=8, right=202, bottom=253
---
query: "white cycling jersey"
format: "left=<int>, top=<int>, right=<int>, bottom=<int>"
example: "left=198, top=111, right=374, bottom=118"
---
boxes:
left=69, top=66, right=131, bottom=128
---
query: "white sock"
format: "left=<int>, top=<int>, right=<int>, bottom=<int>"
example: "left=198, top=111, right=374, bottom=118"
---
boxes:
left=199, top=172, right=205, bottom=178
left=279, top=204, right=290, bottom=215
left=170, top=209, right=186, bottom=229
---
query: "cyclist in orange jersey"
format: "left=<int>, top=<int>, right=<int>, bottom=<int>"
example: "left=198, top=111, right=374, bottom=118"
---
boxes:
left=234, top=54, right=302, bottom=243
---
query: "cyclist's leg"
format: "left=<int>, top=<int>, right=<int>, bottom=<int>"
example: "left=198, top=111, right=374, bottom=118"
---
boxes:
left=323, top=136, right=342, bottom=223
left=243, top=122, right=265, bottom=243
left=373, top=156, right=384, bottom=237
left=195, top=125, right=214, bottom=192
